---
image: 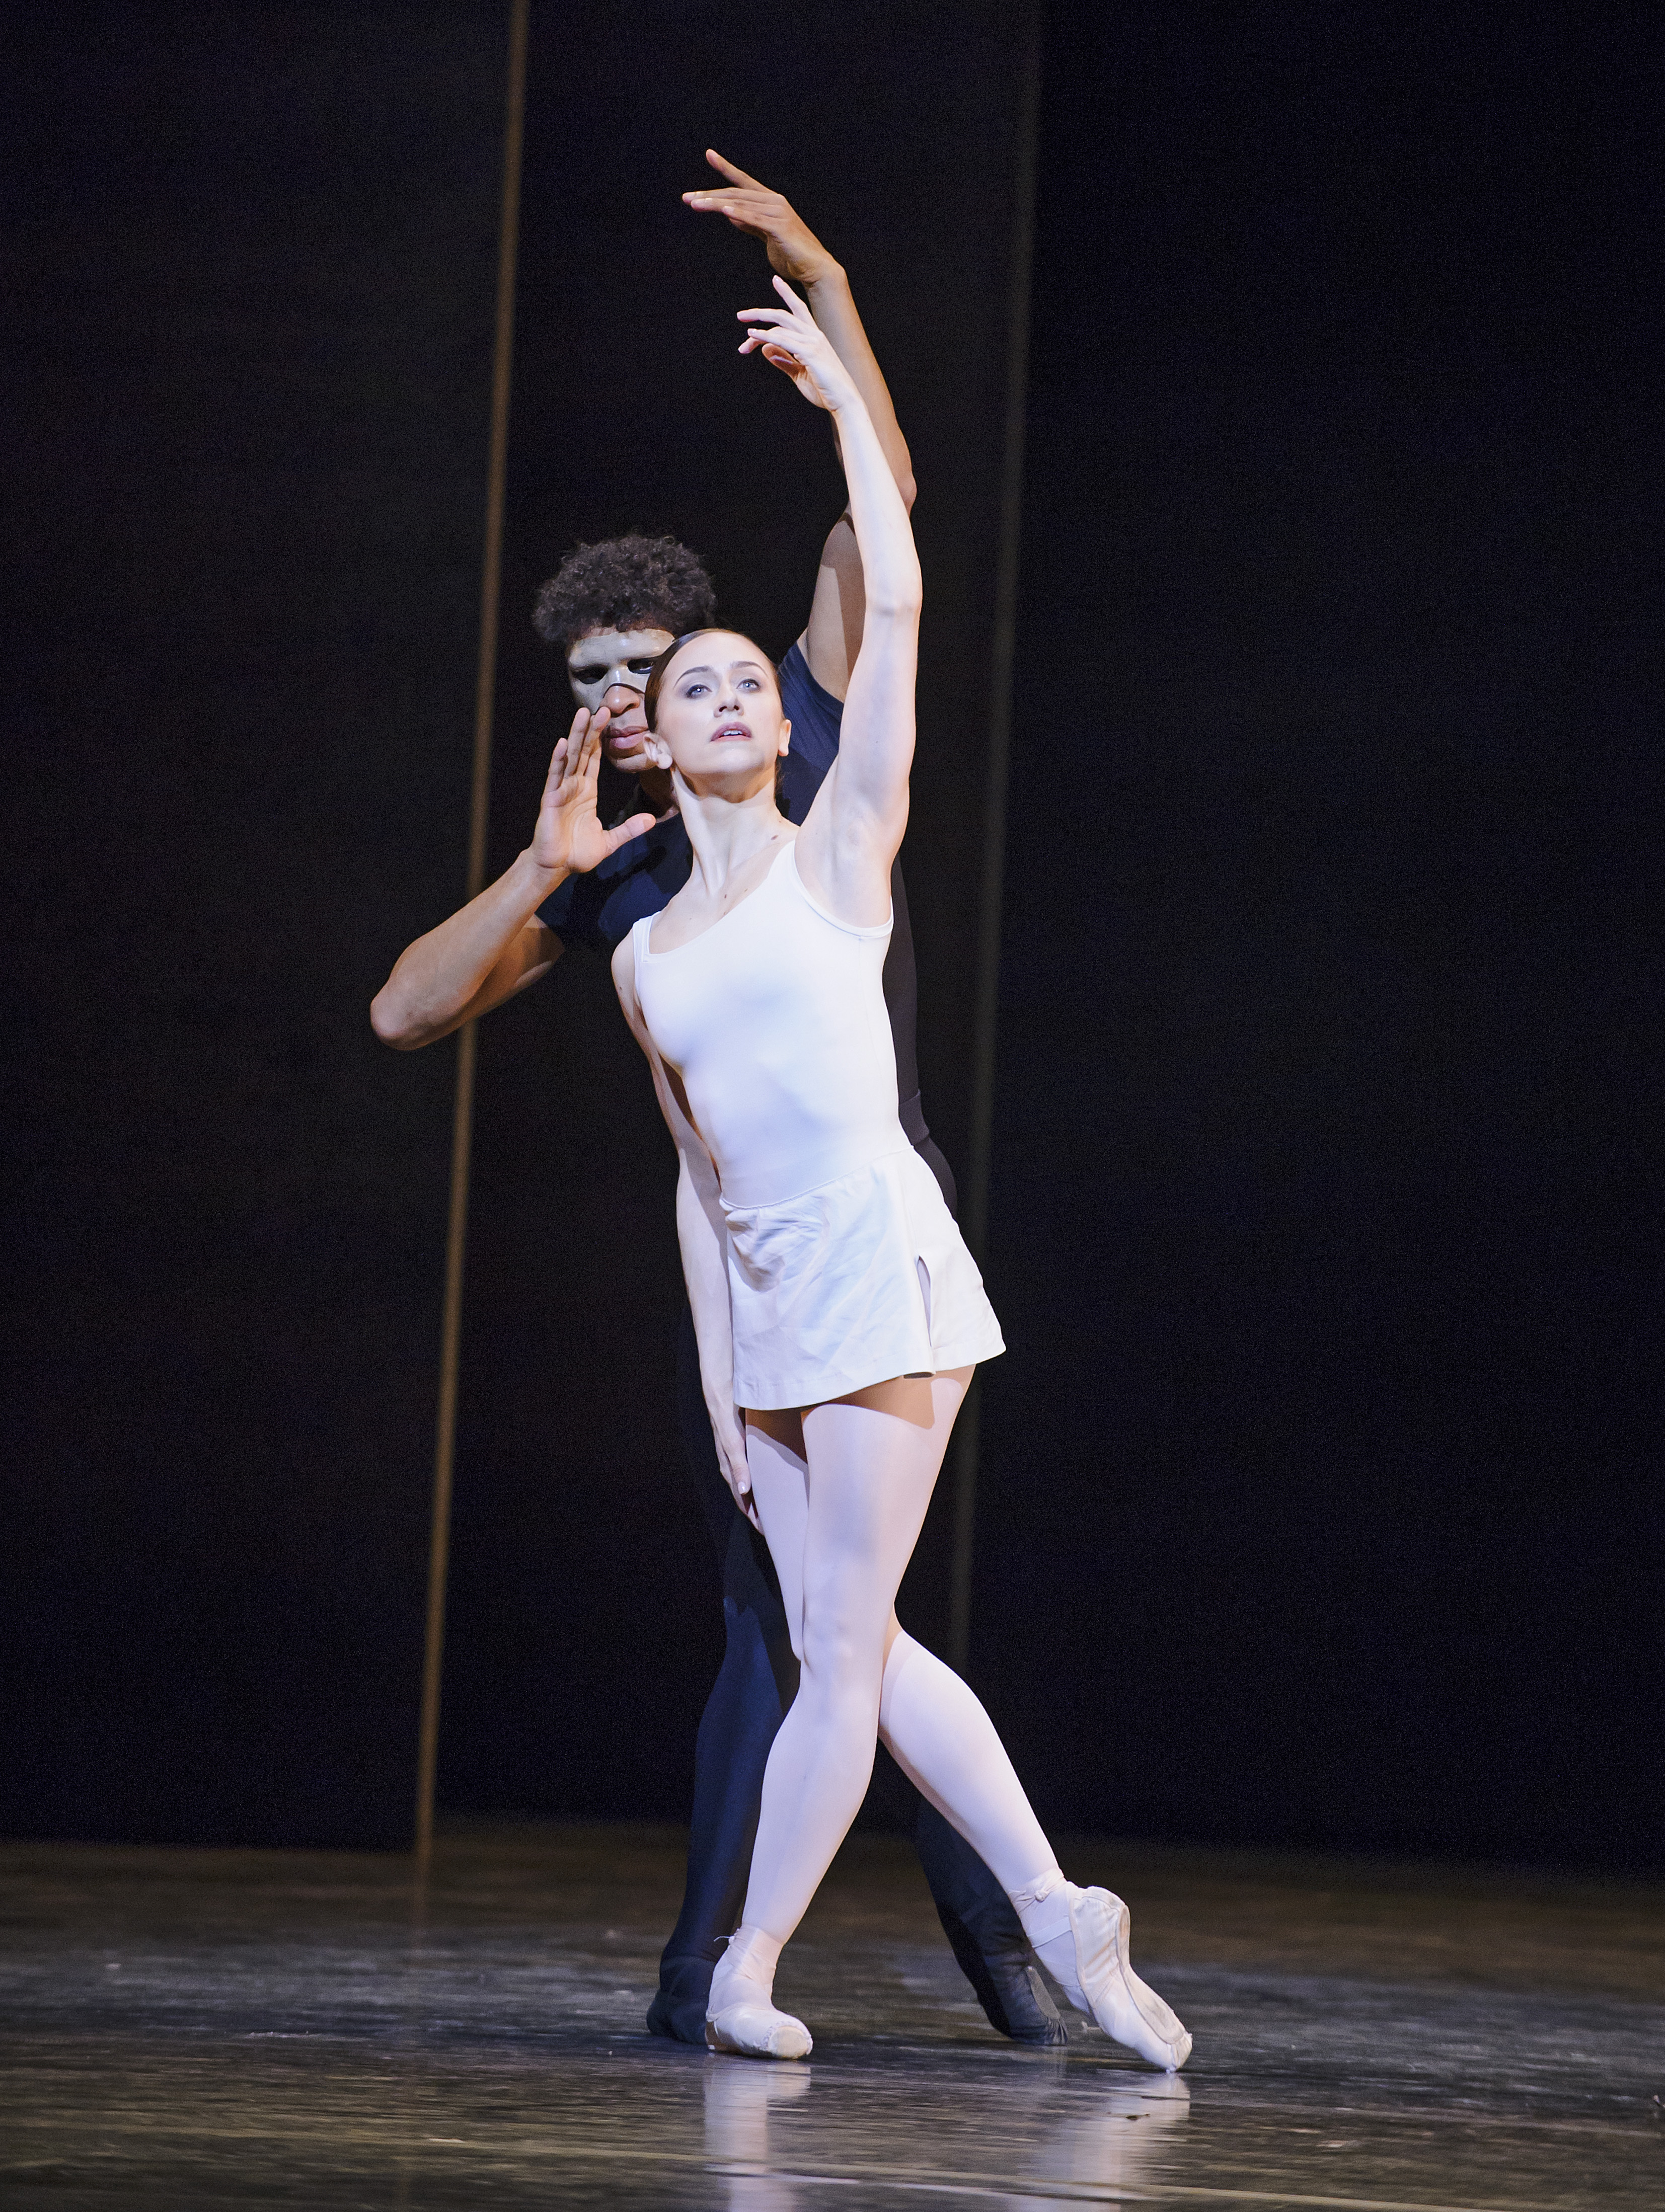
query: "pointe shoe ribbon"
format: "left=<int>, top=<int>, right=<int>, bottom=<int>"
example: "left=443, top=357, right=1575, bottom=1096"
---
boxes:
left=1069, top=1886, right=1192, bottom=2072
left=705, top=1928, right=813, bottom=2061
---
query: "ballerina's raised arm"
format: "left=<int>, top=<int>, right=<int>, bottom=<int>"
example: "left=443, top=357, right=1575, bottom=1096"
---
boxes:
left=734, top=277, right=922, bottom=932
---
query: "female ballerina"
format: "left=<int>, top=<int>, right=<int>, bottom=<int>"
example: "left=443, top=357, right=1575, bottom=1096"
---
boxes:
left=609, top=276, right=1191, bottom=2070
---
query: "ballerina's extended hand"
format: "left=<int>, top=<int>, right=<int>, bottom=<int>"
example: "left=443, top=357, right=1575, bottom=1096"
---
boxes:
left=736, top=276, right=862, bottom=413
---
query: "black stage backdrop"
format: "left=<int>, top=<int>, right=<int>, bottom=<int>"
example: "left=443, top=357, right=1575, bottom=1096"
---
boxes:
left=977, top=1, right=1663, bottom=1868
left=4, top=2, right=1660, bottom=1866
left=4, top=3, right=506, bottom=1845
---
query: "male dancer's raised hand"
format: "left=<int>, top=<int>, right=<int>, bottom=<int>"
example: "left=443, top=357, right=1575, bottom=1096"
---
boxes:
left=683, top=149, right=842, bottom=286
left=532, top=705, right=657, bottom=877
left=684, top=148, right=916, bottom=699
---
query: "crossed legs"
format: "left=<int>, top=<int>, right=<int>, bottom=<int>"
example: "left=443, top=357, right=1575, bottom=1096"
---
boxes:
left=739, top=1370, right=1057, bottom=1951
left=709, top=1368, right=1192, bottom=2071
left=653, top=1308, right=1060, bottom=2045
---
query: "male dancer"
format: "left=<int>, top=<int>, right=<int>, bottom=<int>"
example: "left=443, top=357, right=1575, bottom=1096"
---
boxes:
left=371, top=153, right=1062, bottom=2048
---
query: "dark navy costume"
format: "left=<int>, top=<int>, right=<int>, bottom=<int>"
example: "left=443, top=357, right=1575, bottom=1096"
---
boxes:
left=541, top=645, right=1061, bottom=2046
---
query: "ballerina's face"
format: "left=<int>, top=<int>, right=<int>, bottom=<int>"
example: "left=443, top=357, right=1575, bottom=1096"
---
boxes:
left=646, top=630, right=790, bottom=792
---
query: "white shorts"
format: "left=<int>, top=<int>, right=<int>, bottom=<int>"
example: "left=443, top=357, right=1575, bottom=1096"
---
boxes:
left=722, top=1145, right=1006, bottom=1412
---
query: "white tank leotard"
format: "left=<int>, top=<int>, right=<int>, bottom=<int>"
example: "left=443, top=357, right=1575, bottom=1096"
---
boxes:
left=632, top=840, right=1003, bottom=1410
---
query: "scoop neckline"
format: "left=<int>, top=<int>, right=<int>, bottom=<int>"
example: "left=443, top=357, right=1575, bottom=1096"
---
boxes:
left=642, top=837, right=795, bottom=959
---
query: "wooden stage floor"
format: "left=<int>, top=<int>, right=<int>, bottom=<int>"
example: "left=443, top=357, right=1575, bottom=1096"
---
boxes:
left=2, top=1823, right=1660, bottom=2207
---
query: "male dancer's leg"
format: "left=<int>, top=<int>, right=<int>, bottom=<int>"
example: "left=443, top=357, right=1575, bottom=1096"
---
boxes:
left=907, top=1132, right=1065, bottom=2044
left=912, top=1799, right=1063, bottom=2042
left=651, top=1306, right=1062, bottom=2045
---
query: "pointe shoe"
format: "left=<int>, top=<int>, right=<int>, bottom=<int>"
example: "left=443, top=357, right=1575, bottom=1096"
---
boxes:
left=1067, top=1886, right=1191, bottom=2071
left=705, top=2001, right=813, bottom=2060
left=705, top=1929, right=813, bottom=2061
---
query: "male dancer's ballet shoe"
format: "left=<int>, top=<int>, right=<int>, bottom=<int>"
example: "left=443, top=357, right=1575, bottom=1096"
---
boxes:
left=914, top=1802, right=1068, bottom=2045
left=647, top=1953, right=716, bottom=2045
left=936, top=1900, right=1068, bottom=2047
left=704, top=1927, right=813, bottom=2061
left=1063, top=1886, right=1191, bottom=2071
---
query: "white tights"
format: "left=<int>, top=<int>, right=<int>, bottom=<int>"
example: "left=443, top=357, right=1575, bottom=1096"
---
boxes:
left=739, top=1369, right=1060, bottom=1951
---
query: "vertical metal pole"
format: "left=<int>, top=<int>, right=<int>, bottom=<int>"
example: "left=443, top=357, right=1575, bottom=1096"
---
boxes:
left=948, top=0, right=1044, bottom=1675
left=413, top=0, right=531, bottom=1884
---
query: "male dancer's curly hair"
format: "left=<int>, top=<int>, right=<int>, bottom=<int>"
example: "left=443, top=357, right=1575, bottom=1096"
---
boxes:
left=532, top=533, right=717, bottom=649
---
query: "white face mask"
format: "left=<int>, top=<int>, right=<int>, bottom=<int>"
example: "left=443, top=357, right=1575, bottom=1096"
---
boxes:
left=565, top=626, right=674, bottom=774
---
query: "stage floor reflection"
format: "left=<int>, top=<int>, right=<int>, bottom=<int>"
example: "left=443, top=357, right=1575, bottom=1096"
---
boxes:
left=3, top=1824, right=1660, bottom=2207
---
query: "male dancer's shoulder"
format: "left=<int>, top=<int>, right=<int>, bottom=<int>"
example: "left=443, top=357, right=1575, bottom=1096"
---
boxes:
left=538, top=809, right=694, bottom=955
left=777, top=642, right=844, bottom=824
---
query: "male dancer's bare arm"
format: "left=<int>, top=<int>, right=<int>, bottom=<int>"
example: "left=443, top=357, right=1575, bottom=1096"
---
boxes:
left=611, top=932, right=754, bottom=1520
left=370, top=707, right=653, bottom=1049
left=685, top=152, right=914, bottom=698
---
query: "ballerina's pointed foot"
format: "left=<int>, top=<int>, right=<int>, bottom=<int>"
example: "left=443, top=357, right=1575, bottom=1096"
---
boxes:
left=1068, top=1885, right=1191, bottom=2071
left=704, top=1927, right=813, bottom=2061
left=704, top=2000, right=813, bottom=2059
